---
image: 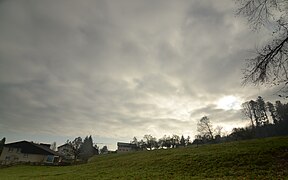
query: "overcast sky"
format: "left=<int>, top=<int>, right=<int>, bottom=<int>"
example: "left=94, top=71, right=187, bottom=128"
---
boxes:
left=0, top=0, right=284, bottom=150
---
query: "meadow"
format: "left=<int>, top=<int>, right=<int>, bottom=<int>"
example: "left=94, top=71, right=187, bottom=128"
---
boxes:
left=0, top=136, right=287, bottom=179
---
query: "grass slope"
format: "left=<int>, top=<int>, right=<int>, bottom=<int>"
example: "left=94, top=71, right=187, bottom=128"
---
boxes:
left=0, top=136, right=288, bottom=179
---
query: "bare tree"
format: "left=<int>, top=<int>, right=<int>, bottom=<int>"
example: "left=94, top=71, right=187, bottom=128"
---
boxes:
left=68, top=137, right=83, bottom=161
left=158, top=135, right=172, bottom=148
left=143, top=134, right=157, bottom=150
left=171, top=134, right=180, bottom=148
left=242, top=101, right=255, bottom=128
left=237, top=0, right=288, bottom=94
left=214, top=126, right=223, bottom=137
left=197, top=116, right=214, bottom=140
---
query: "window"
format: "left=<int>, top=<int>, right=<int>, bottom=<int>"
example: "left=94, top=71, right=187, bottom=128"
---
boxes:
left=46, top=155, right=54, bottom=163
left=8, top=147, right=13, bottom=152
left=5, top=156, right=10, bottom=161
left=16, top=148, right=21, bottom=153
left=23, top=154, right=28, bottom=158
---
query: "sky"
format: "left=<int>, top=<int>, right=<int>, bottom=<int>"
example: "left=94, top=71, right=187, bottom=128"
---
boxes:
left=0, top=0, right=285, bottom=150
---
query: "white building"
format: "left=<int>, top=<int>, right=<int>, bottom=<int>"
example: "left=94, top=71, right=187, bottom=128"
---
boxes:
left=117, top=142, right=137, bottom=153
left=0, top=141, right=61, bottom=165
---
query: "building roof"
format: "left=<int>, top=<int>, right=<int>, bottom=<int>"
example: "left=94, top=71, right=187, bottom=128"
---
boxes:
left=117, top=142, right=137, bottom=148
left=39, top=143, right=51, bottom=149
left=4, top=141, right=60, bottom=156
left=57, top=143, right=71, bottom=149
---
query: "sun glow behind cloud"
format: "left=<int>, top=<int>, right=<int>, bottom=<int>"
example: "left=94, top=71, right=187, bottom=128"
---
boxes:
left=216, top=95, right=242, bottom=110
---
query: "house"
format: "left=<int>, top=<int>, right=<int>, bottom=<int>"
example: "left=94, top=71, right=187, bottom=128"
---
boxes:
left=0, top=141, right=61, bottom=165
left=117, top=142, right=137, bottom=153
left=57, top=143, right=74, bottom=160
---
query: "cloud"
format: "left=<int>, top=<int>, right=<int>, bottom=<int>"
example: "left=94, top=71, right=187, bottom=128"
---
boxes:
left=0, top=0, right=281, bottom=147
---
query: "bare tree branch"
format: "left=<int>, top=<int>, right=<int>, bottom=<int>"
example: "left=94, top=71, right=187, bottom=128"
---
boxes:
left=237, top=0, right=288, bottom=95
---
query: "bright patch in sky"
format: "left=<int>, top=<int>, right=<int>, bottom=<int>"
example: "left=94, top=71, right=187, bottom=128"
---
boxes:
left=217, top=96, right=242, bottom=110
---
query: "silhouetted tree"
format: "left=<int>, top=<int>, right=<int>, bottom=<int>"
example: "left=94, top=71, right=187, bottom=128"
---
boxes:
left=131, top=137, right=139, bottom=148
left=171, top=134, right=180, bottom=148
left=267, top=101, right=280, bottom=124
left=0, top=137, right=5, bottom=155
left=197, top=116, right=214, bottom=140
left=153, top=140, right=160, bottom=149
left=158, top=135, right=171, bottom=148
left=229, top=127, right=254, bottom=140
left=250, top=100, right=260, bottom=127
left=100, top=145, right=108, bottom=154
left=80, top=136, right=94, bottom=161
left=93, top=144, right=99, bottom=155
left=185, top=136, right=190, bottom=146
left=158, top=137, right=165, bottom=148
left=276, top=101, right=288, bottom=121
left=143, top=135, right=157, bottom=150
left=193, top=135, right=202, bottom=147
left=138, top=139, right=146, bottom=150
left=256, top=96, right=269, bottom=125
left=229, top=98, right=288, bottom=139
left=237, top=0, right=288, bottom=95
left=180, top=135, right=185, bottom=146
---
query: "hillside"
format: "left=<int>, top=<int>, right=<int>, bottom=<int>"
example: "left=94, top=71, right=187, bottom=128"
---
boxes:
left=0, top=136, right=288, bottom=179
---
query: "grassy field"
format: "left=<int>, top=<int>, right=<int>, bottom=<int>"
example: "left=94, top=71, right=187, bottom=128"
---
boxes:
left=0, top=136, right=288, bottom=179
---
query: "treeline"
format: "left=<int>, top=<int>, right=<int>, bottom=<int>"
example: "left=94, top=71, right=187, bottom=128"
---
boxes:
left=130, top=97, right=288, bottom=150
left=242, top=96, right=287, bottom=127
left=130, top=117, right=225, bottom=150
left=196, top=97, right=288, bottom=143
left=230, top=96, right=288, bottom=140
left=130, top=134, right=190, bottom=150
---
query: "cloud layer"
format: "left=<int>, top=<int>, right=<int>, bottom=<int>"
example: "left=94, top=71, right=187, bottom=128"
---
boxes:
left=0, top=0, right=281, bottom=147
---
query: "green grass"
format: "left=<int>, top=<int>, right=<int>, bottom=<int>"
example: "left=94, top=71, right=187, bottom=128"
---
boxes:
left=0, top=136, right=288, bottom=179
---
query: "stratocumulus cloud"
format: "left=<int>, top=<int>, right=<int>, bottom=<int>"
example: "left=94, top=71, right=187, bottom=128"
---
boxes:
left=0, top=0, right=281, bottom=148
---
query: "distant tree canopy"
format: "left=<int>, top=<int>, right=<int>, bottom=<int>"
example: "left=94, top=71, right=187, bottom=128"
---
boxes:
left=100, top=145, right=108, bottom=154
left=79, top=136, right=94, bottom=161
left=143, top=134, right=157, bottom=150
left=158, top=135, right=172, bottom=149
left=128, top=97, right=287, bottom=148
left=241, top=96, right=288, bottom=127
left=237, top=0, right=288, bottom=94
left=126, top=99, right=288, bottom=150
left=237, top=97, right=288, bottom=139
left=67, top=135, right=97, bottom=161
left=131, top=134, right=190, bottom=150
left=180, top=135, right=185, bottom=146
